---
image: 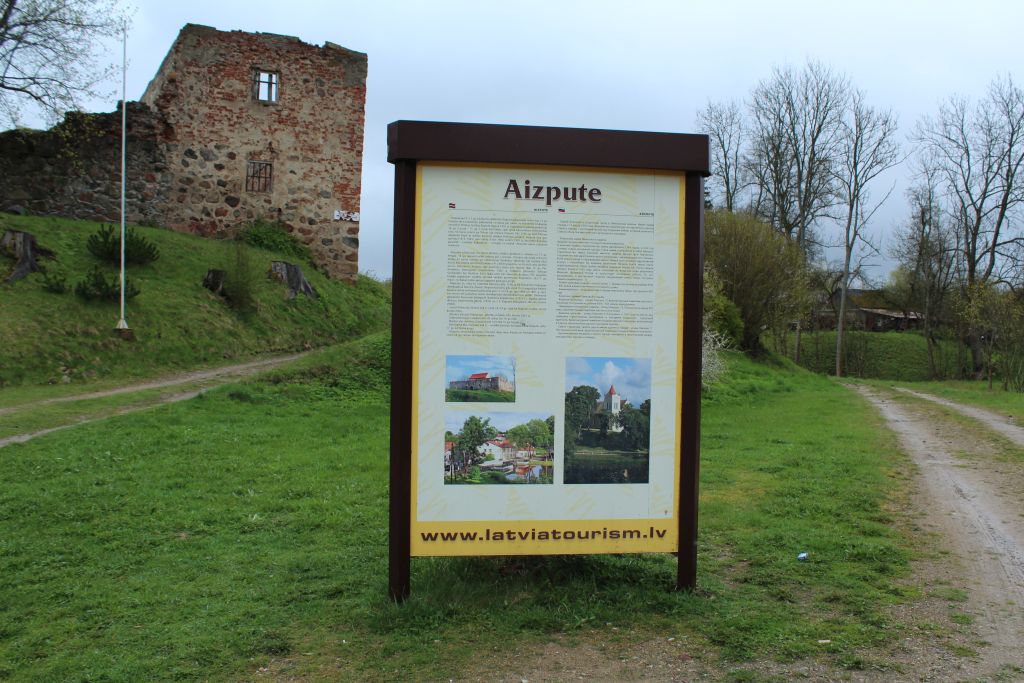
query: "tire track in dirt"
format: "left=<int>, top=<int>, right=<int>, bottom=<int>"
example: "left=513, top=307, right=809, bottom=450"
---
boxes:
left=0, top=352, right=309, bottom=448
left=855, top=385, right=1024, bottom=679
left=0, top=352, right=307, bottom=417
left=0, top=389, right=205, bottom=448
left=894, top=387, right=1024, bottom=446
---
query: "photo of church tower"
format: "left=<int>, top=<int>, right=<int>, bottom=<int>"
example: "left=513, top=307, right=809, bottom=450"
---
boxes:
left=563, top=357, right=652, bottom=484
left=592, top=385, right=625, bottom=433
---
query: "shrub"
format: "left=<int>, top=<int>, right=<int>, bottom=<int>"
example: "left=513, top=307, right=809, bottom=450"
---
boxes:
left=223, top=238, right=257, bottom=313
left=242, top=221, right=311, bottom=263
left=40, top=268, right=68, bottom=294
left=705, top=210, right=809, bottom=353
left=86, top=224, right=160, bottom=266
left=75, top=265, right=139, bottom=301
left=704, top=266, right=744, bottom=347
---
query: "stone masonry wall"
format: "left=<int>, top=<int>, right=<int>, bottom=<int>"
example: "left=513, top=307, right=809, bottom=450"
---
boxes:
left=0, top=103, right=172, bottom=226
left=0, top=24, right=366, bottom=280
left=141, top=24, right=366, bottom=278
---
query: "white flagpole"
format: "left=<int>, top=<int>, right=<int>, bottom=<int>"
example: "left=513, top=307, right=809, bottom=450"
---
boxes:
left=116, top=21, right=129, bottom=332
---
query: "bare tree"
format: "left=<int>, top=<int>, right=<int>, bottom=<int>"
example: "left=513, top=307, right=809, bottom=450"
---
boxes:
left=891, top=164, right=958, bottom=378
left=745, top=60, right=850, bottom=249
left=0, top=0, right=124, bottom=127
left=833, top=91, right=901, bottom=376
left=698, top=99, right=745, bottom=211
left=744, top=60, right=849, bottom=361
left=916, top=76, right=1024, bottom=286
left=915, top=75, right=1024, bottom=370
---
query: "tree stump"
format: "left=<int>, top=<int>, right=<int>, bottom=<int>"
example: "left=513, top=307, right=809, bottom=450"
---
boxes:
left=269, top=261, right=318, bottom=300
left=1, top=230, right=54, bottom=283
left=202, top=268, right=228, bottom=296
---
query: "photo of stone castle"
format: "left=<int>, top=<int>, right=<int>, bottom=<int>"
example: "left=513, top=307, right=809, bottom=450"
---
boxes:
left=445, top=355, right=516, bottom=402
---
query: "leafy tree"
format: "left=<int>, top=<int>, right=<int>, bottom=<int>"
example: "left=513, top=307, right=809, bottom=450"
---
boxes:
left=0, top=0, right=126, bottom=126
left=563, top=385, right=599, bottom=456
left=617, top=405, right=650, bottom=452
left=955, top=283, right=1023, bottom=390
left=705, top=210, right=809, bottom=352
left=452, top=415, right=497, bottom=479
left=506, top=424, right=531, bottom=450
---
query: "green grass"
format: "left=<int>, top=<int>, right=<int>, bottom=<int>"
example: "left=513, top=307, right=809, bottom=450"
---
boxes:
left=0, top=342, right=917, bottom=680
left=444, top=388, right=515, bottom=402
left=0, top=214, right=391, bottom=387
left=0, top=385, right=185, bottom=440
left=797, top=331, right=962, bottom=381
left=883, top=379, right=1024, bottom=424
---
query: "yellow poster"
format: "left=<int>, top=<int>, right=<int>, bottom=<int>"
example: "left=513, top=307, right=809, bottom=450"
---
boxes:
left=411, top=162, right=684, bottom=556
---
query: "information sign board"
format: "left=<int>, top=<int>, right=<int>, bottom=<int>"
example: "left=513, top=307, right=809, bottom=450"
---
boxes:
left=388, top=122, right=708, bottom=598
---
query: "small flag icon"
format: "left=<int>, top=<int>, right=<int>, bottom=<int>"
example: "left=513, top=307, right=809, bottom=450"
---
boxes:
left=448, top=202, right=456, bottom=209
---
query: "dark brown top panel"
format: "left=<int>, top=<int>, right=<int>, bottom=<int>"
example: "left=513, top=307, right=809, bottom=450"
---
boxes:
left=387, top=120, right=709, bottom=175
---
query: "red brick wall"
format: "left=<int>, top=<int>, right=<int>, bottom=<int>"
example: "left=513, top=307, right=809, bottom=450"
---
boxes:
left=141, top=24, right=366, bottom=279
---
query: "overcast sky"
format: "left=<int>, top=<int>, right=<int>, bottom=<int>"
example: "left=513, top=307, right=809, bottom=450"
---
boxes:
left=565, top=356, right=652, bottom=405
left=60, top=1, right=1024, bottom=278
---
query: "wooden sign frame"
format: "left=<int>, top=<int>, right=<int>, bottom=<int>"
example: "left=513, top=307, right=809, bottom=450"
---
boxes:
left=388, top=121, right=708, bottom=600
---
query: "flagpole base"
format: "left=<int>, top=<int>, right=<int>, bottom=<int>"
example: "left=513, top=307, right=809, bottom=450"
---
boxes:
left=114, top=324, right=135, bottom=341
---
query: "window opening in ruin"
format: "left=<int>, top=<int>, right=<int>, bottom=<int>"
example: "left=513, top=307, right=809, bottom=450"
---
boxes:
left=246, top=161, right=273, bottom=192
left=253, top=70, right=279, bottom=102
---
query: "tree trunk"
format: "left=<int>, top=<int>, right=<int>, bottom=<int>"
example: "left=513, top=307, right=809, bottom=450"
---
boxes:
left=793, top=322, right=802, bottom=364
left=202, top=269, right=228, bottom=296
left=968, top=334, right=984, bottom=379
left=1, top=230, right=53, bottom=283
left=269, top=261, right=318, bottom=300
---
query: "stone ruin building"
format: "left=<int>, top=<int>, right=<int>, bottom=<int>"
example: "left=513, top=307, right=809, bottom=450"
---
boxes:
left=0, top=24, right=366, bottom=279
left=448, top=372, right=516, bottom=393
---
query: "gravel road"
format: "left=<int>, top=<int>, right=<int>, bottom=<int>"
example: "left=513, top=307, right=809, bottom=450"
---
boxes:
left=856, top=386, right=1024, bottom=680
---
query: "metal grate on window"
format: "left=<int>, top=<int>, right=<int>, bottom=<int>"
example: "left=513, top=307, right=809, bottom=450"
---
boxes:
left=245, top=161, right=273, bottom=192
left=253, top=70, right=279, bottom=102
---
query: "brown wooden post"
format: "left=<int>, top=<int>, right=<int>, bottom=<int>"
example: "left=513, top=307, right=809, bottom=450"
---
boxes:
left=388, top=158, right=416, bottom=602
left=677, top=172, right=705, bottom=591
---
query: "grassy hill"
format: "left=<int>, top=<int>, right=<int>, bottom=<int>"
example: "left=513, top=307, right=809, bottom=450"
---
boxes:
left=0, top=343, right=924, bottom=680
left=0, top=214, right=391, bottom=386
left=797, top=330, right=963, bottom=381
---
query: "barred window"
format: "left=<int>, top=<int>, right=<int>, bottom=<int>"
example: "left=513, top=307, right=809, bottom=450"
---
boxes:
left=252, top=69, right=279, bottom=102
left=246, top=161, right=272, bottom=192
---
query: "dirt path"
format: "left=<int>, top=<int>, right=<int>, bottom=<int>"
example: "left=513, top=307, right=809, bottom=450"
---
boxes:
left=0, top=351, right=308, bottom=448
left=458, top=387, right=1024, bottom=683
left=893, top=387, right=1024, bottom=445
left=855, top=386, right=1024, bottom=680
left=0, top=352, right=307, bottom=417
